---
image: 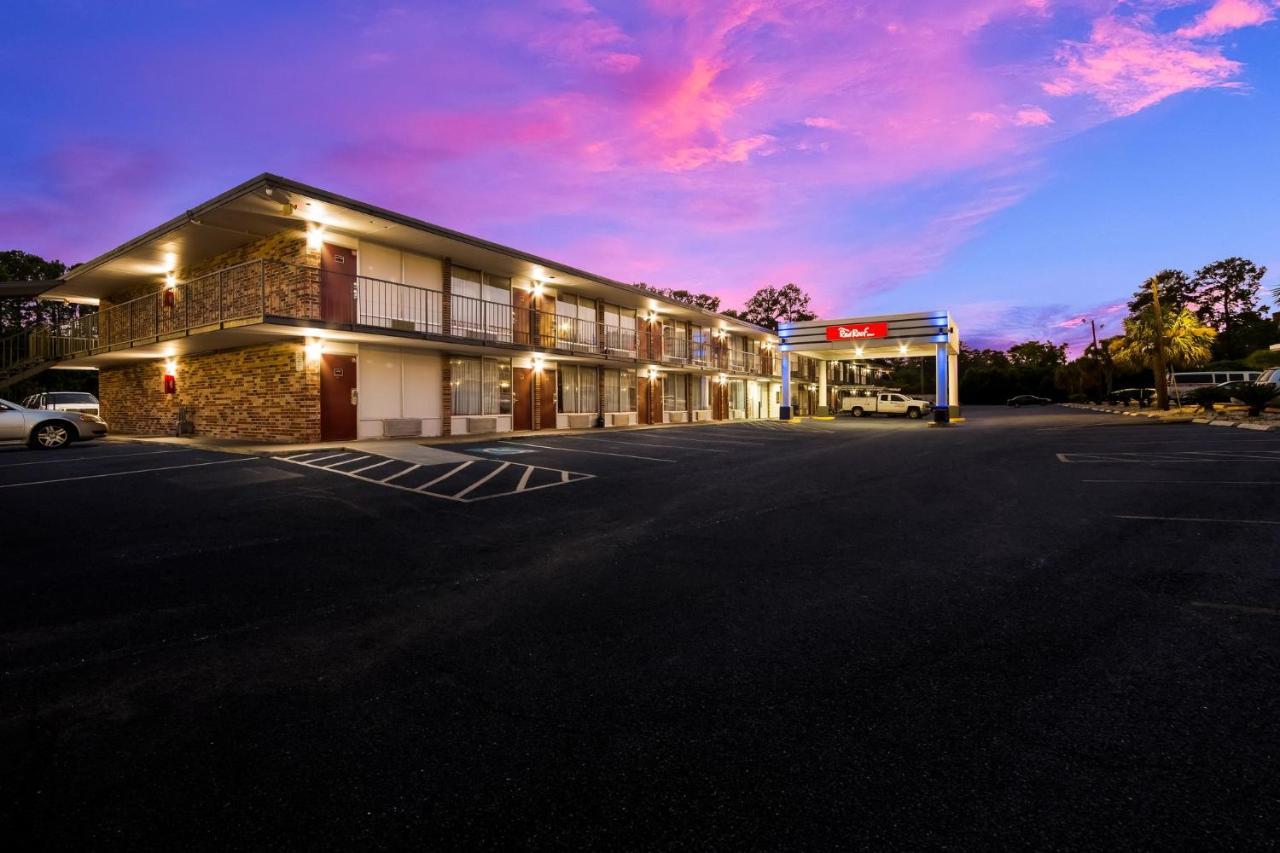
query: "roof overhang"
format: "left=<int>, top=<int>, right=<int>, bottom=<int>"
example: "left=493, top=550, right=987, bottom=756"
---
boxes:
left=778, top=311, right=959, bottom=359
left=0, top=280, right=62, bottom=299
left=51, top=174, right=773, bottom=336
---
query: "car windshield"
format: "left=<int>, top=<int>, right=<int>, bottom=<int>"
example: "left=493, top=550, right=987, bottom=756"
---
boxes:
left=49, top=392, right=97, bottom=403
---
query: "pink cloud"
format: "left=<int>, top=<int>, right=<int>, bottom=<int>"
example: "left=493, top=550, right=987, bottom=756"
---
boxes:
left=1013, top=105, right=1055, bottom=126
left=1042, top=2, right=1275, bottom=117
left=1177, top=0, right=1277, bottom=38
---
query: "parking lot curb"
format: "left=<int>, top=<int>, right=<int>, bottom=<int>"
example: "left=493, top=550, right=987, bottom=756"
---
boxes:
left=1209, top=420, right=1238, bottom=428
left=1239, top=423, right=1277, bottom=432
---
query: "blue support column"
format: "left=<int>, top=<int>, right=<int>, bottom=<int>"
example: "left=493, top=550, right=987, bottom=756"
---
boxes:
left=933, top=342, right=950, bottom=423
left=780, top=351, right=792, bottom=420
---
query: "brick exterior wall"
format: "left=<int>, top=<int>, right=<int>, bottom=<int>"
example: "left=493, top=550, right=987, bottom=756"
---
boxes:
left=99, top=341, right=320, bottom=442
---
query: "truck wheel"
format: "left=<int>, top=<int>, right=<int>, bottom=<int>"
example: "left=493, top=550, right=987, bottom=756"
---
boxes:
left=907, top=407, right=922, bottom=419
left=851, top=407, right=864, bottom=418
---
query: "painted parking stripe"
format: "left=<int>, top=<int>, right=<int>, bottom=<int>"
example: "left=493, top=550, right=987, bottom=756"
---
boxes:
left=282, top=450, right=593, bottom=502
left=452, top=461, right=511, bottom=498
left=350, top=458, right=400, bottom=475
left=323, top=454, right=369, bottom=468
left=567, top=435, right=728, bottom=453
left=0, top=456, right=257, bottom=489
left=416, top=461, right=474, bottom=490
left=1118, top=514, right=1280, bottom=525
left=624, top=433, right=762, bottom=447
left=510, top=441, right=676, bottom=463
left=382, top=463, right=420, bottom=482
left=299, top=452, right=350, bottom=465
left=0, top=448, right=193, bottom=469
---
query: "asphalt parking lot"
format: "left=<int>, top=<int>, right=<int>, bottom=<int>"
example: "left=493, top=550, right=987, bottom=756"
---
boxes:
left=2, top=407, right=1278, bottom=849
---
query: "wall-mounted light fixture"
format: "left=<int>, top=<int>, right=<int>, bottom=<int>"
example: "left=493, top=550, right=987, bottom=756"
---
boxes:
left=533, top=354, right=545, bottom=372
left=163, top=359, right=177, bottom=395
left=305, top=339, right=324, bottom=362
left=717, top=372, right=727, bottom=384
left=532, top=282, right=545, bottom=298
left=647, top=366, right=658, bottom=380
left=306, top=223, right=326, bottom=251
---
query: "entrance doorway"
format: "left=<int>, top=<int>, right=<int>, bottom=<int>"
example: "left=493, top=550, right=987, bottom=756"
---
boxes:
left=320, top=353, right=358, bottom=441
left=512, top=367, right=534, bottom=431
left=537, top=368, right=557, bottom=429
left=321, top=243, right=357, bottom=324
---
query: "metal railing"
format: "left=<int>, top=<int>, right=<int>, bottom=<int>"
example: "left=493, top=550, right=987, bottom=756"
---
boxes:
left=9, top=258, right=784, bottom=377
left=662, top=332, right=689, bottom=363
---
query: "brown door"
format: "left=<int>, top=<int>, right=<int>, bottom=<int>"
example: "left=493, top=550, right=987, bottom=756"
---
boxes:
left=537, top=368, right=557, bottom=429
left=651, top=378, right=664, bottom=424
left=512, top=367, right=534, bottom=431
left=513, top=289, right=532, bottom=346
left=320, top=353, right=358, bottom=441
left=321, top=243, right=357, bottom=324
left=637, top=377, right=650, bottom=424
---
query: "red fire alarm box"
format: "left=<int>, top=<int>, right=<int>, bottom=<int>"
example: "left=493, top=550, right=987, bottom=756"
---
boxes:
left=163, top=287, right=176, bottom=308
left=163, top=374, right=176, bottom=395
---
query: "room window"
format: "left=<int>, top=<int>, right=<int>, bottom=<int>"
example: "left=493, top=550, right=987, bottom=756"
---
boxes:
left=603, top=305, right=636, bottom=352
left=450, top=267, right=511, bottom=341
left=602, top=368, right=636, bottom=412
left=558, top=364, right=599, bottom=414
left=690, top=376, right=709, bottom=409
left=663, top=373, right=687, bottom=412
left=450, top=356, right=512, bottom=416
left=556, top=294, right=597, bottom=349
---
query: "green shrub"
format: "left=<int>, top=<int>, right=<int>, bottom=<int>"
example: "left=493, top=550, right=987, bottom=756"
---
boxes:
left=1187, top=386, right=1228, bottom=413
left=1067, top=393, right=1089, bottom=403
left=1230, top=382, right=1280, bottom=417
left=1243, top=348, right=1280, bottom=369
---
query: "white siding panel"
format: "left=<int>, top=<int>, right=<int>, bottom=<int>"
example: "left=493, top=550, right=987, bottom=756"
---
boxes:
left=403, top=252, right=442, bottom=291
left=359, top=242, right=403, bottom=283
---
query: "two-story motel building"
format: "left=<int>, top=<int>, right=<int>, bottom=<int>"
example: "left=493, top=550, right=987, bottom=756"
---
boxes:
left=27, top=175, right=883, bottom=443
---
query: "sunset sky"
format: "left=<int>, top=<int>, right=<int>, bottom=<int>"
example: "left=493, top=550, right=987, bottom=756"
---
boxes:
left=2, top=0, right=1277, bottom=348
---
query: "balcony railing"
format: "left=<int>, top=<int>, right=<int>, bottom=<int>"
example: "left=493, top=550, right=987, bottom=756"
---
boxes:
left=25, top=258, right=779, bottom=374
left=662, top=333, right=689, bottom=363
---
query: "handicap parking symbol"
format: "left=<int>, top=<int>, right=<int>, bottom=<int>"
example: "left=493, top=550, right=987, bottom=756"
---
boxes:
left=478, top=446, right=533, bottom=455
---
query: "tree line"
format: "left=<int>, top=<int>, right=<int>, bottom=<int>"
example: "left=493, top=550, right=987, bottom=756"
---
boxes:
left=959, top=257, right=1279, bottom=405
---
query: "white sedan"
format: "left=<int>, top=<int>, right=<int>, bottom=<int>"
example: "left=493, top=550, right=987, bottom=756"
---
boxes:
left=0, top=397, right=109, bottom=449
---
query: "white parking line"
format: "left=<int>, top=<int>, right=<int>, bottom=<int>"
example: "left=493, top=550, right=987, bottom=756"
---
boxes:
left=511, top=441, right=675, bottom=463
left=323, top=454, right=369, bottom=468
left=1085, top=479, right=1280, bottom=485
left=1116, top=515, right=1280, bottom=526
left=0, top=448, right=192, bottom=468
left=623, top=434, right=761, bottom=447
left=516, top=466, right=535, bottom=491
left=569, top=436, right=728, bottom=453
left=0, top=456, right=257, bottom=489
left=416, top=461, right=474, bottom=490
left=452, top=461, right=510, bottom=498
left=382, top=464, right=420, bottom=482
left=300, top=452, right=350, bottom=465
left=350, top=458, right=399, bottom=475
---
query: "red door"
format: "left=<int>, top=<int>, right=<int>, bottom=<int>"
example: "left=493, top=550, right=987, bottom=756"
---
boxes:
left=321, top=243, right=357, bottom=324
left=513, top=367, right=534, bottom=431
left=537, top=369, right=557, bottom=429
left=320, top=353, right=358, bottom=441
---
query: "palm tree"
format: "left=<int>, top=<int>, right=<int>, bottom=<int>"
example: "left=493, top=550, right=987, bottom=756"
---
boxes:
left=1112, top=307, right=1216, bottom=407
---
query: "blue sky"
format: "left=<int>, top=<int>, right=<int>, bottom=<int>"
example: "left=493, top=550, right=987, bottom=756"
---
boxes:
left=0, top=1, right=1276, bottom=350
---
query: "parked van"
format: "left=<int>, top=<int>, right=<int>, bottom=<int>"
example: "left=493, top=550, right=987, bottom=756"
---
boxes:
left=21, top=392, right=101, bottom=417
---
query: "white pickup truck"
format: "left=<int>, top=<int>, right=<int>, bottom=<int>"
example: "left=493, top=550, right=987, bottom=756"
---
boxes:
left=841, top=390, right=933, bottom=420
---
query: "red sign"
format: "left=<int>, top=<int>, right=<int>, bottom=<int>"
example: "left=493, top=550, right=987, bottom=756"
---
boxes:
left=825, top=322, right=888, bottom=341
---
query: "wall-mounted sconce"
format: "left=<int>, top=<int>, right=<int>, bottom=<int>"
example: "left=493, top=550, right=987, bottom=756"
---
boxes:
left=306, top=223, right=325, bottom=251
left=305, top=339, right=325, bottom=362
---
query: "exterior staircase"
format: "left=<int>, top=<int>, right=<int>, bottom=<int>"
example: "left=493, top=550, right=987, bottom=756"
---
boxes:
left=0, top=326, right=60, bottom=392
